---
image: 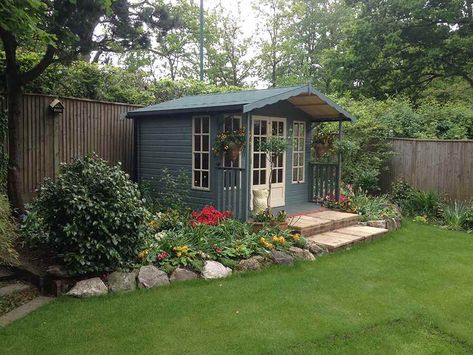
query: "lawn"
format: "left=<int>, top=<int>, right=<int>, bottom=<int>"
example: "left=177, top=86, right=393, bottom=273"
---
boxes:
left=2, top=221, right=473, bottom=354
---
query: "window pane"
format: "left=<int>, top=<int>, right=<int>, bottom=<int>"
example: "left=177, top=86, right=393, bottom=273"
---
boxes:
left=278, top=169, right=283, bottom=183
left=233, top=118, right=240, bottom=130
left=194, top=135, right=201, bottom=151
left=293, top=168, right=298, bottom=182
left=271, top=169, right=277, bottom=183
left=299, top=167, right=304, bottom=181
left=254, top=120, right=260, bottom=135
left=202, top=171, right=209, bottom=188
left=298, top=139, right=304, bottom=151
left=260, top=154, right=266, bottom=168
left=294, top=123, right=299, bottom=136
left=272, top=122, right=277, bottom=136
left=194, top=171, right=201, bottom=187
left=254, top=153, right=259, bottom=168
left=261, top=120, right=267, bottom=135
left=194, top=153, right=201, bottom=169
left=300, top=124, right=305, bottom=135
left=293, top=152, right=297, bottom=165
left=202, top=153, right=209, bottom=170
left=278, top=122, right=284, bottom=135
left=202, top=135, right=209, bottom=151
left=194, top=117, right=201, bottom=133
left=224, top=116, right=232, bottom=131
left=253, top=171, right=259, bottom=185
left=202, top=117, right=209, bottom=133
left=260, top=170, right=266, bottom=184
left=253, top=137, right=260, bottom=150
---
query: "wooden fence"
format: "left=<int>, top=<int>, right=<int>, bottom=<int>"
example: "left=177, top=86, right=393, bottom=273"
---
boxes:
left=1, top=93, right=139, bottom=202
left=381, top=138, right=473, bottom=201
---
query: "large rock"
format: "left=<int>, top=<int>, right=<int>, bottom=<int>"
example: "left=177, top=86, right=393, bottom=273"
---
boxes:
left=289, top=246, right=315, bottom=261
left=170, top=268, right=199, bottom=283
left=270, top=250, right=294, bottom=265
left=67, top=277, right=108, bottom=298
left=201, top=261, right=232, bottom=279
left=107, top=271, right=137, bottom=292
left=235, top=255, right=269, bottom=272
left=306, top=241, right=328, bottom=256
left=386, top=217, right=401, bottom=231
left=137, top=265, right=169, bottom=288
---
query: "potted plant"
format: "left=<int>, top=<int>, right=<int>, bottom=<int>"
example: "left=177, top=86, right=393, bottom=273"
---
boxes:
left=252, top=210, right=288, bottom=232
left=212, top=128, right=246, bottom=162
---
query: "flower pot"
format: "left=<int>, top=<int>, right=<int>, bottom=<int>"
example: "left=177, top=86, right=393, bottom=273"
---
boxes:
left=226, top=144, right=241, bottom=162
left=251, top=220, right=288, bottom=233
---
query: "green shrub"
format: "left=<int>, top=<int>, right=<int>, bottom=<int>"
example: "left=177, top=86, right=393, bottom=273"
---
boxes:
left=22, top=154, right=152, bottom=275
left=390, top=180, right=442, bottom=219
left=441, top=202, right=469, bottom=231
left=141, top=169, right=191, bottom=213
left=0, top=195, right=18, bottom=266
left=349, top=192, right=400, bottom=222
left=464, top=206, right=473, bottom=232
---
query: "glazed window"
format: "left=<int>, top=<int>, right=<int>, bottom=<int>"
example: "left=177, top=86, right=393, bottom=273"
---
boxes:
left=192, top=116, right=210, bottom=190
left=292, top=121, right=305, bottom=183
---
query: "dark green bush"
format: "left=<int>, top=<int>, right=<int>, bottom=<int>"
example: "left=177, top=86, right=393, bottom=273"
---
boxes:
left=22, top=154, right=152, bottom=275
left=0, top=195, right=18, bottom=266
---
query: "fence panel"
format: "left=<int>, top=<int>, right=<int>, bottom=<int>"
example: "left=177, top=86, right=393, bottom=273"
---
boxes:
left=382, top=138, right=473, bottom=201
left=1, top=93, right=139, bottom=202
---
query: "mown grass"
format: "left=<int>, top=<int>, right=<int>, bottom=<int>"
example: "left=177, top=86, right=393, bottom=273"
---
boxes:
left=1, top=221, right=473, bottom=354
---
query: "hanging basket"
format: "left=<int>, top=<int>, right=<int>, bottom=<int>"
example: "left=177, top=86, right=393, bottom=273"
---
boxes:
left=225, top=144, right=242, bottom=162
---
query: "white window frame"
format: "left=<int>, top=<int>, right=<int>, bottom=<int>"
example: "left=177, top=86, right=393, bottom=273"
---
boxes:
left=192, top=115, right=211, bottom=190
left=292, top=121, right=306, bottom=184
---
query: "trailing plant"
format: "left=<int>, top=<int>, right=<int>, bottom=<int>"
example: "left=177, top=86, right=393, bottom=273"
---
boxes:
left=0, top=195, right=19, bottom=266
left=22, top=154, right=152, bottom=275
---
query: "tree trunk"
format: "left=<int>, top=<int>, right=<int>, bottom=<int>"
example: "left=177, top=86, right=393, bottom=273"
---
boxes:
left=6, top=84, right=25, bottom=214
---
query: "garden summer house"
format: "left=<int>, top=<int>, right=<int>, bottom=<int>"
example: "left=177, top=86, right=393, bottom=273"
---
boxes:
left=127, top=85, right=355, bottom=219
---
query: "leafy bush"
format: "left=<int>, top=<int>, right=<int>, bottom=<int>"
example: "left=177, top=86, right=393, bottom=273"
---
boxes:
left=441, top=202, right=469, bottom=231
left=141, top=169, right=191, bottom=213
left=22, top=154, right=152, bottom=275
left=465, top=207, right=473, bottom=232
left=389, top=180, right=442, bottom=219
left=323, top=186, right=399, bottom=222
left=0, top=195, right=18, bottom=266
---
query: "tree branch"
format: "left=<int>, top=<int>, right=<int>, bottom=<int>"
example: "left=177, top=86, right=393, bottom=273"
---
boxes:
left=19, top=45, right=56, bottom=84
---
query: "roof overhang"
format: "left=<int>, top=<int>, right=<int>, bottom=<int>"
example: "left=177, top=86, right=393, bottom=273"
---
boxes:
left=244, top=84, right=355, bottom=122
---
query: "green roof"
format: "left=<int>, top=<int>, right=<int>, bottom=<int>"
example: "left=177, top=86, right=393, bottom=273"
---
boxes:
left=127, top=84, right=355, bottom=121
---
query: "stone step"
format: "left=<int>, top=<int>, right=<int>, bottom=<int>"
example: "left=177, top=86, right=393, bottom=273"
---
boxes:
left=0, top=296, right=54, bottom=327
left=0, top=282, right=32, bottom=297
left=306, top=225, right=389, bottom=251
left=289, top=210, right=359, bottom=236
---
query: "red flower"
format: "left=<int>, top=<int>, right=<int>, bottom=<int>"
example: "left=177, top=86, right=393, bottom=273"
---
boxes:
left=157, top=251, right=169, bottom=261
left=190, top=206, right=232, bottom=226
left=212, top=244, right=223, bottom=254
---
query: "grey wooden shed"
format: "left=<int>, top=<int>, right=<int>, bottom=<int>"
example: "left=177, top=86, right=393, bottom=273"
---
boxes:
left=127, top=84, right=355, bottom=219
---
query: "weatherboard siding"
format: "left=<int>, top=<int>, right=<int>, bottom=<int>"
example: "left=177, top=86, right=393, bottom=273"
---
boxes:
left=136, top=115, right=217, bottom=209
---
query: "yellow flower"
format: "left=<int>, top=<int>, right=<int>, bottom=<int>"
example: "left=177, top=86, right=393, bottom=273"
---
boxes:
left=272, top=236, right=286, bottom=245
left=173, top=245, right=189, bottom=257
left=292, top=233, right=301, bottom=241
left=138, top=249, right=149, bottom=259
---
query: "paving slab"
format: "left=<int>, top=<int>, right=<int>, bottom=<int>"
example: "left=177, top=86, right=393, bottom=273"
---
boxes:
left=289, top=215, right=331, bottom=228
left=0, top=283, right=31, bottom=297
left=0, top=296, right=54, bottom=327
left=309, top=210, right=358, bottom=221
left=307, top=232, right=357, bottom=249
left=334, top=225, right=388, bottom=238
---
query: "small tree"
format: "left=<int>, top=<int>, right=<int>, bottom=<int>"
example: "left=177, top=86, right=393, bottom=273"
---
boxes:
left=259, top=136, right=289, bottom=212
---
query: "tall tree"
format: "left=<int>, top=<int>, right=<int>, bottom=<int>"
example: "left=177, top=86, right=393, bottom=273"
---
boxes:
left=0, top=0, right=174, bottom=211
left=254, top=0, right=292, bottom=87
left=338, top=0, right=473, bottom=99
left=205, top=5, right=255, bottom=86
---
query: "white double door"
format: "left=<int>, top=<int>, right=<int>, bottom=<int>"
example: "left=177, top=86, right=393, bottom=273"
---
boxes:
left=251, top=116, right=286, bottom=208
